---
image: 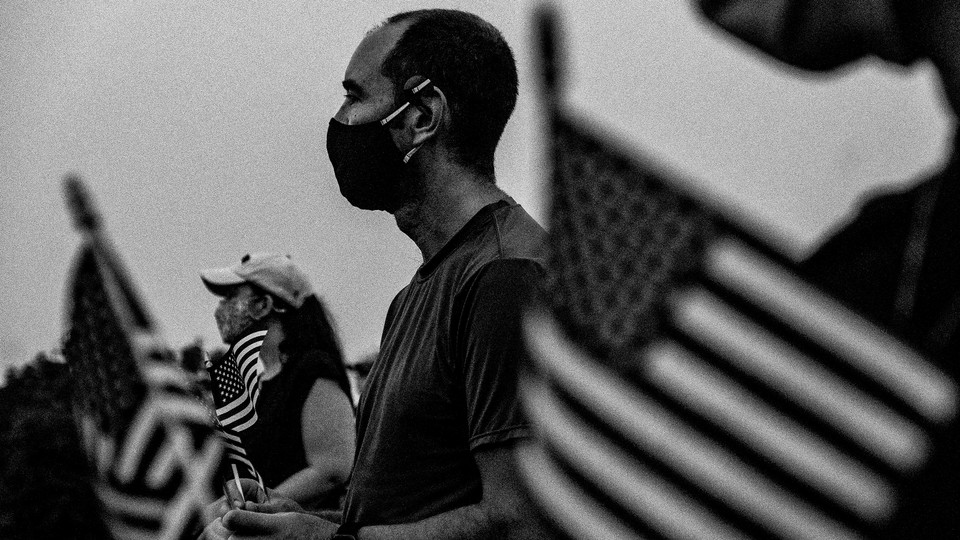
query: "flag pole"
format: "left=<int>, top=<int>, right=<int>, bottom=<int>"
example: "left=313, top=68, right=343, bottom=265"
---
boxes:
left=535, top=3, right=563, bottom=114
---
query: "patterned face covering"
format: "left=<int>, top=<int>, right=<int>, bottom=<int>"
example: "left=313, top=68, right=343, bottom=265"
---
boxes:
left=214, top=285, right=261, bottom=345
left=697, top=0, right=918, bottom=70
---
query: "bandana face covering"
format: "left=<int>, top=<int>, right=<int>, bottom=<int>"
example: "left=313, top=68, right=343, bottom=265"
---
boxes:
left=326, top=79, right=433, bottom=212
left=697, top=0, right=916, bottom=70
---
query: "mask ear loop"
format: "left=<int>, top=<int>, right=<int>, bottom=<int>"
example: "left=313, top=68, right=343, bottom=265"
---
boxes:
left=379, top=79, right=434, bottom=126
left=403, top=146, right=420, bottom=163
left=385, top=78, right=433, bottom=163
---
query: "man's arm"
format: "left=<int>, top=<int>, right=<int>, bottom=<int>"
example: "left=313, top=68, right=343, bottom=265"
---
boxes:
left=360, top=259, right=547, bottom=539
left=222, top=440, right=547, bottom=540
left=357, top=441, right=543, bottom=540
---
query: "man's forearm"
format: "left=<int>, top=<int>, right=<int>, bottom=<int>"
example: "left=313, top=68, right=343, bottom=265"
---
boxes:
left=357, top=499, right=524, bottom=540
left=273, top=466, right=345, bottom=508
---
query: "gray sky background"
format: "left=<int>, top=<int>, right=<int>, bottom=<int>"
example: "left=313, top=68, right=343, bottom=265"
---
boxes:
left=1, top=0, right=952, bottom=377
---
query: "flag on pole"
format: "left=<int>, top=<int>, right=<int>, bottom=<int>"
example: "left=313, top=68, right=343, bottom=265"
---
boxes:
left=62, top=176, right=222, bottom=540
left=232, top=329, right=267, bottom=406
left=518, top=8, right=960, bottom=539
left=208, top=344, right=259, bottom=434
left=204, top=329, right=266, bottom=489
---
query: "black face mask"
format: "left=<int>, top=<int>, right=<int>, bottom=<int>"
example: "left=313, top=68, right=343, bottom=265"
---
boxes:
left=326, top=79, right=433, bottom=212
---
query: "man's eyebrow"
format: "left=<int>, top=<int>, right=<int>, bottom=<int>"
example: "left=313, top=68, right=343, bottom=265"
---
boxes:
left=342, top=79, right=364, bottom=96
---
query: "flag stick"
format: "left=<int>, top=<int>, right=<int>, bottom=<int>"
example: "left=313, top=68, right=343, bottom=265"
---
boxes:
left=231, top=464, right=246, bottom=504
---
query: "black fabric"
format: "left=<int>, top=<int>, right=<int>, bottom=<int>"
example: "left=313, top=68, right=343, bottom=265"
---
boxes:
left=244, top=349, right=349, bottom=510
left=800, top=164, right=960, bottom=371
left=342, top=200, right=546, bottom=526
left=800, top=144, right=960, bottom=538
left=326, top=82, right=433, bottom=212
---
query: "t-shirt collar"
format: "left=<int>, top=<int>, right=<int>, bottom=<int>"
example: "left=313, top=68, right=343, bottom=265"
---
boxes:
left=417, top=198, right=512, bottom=280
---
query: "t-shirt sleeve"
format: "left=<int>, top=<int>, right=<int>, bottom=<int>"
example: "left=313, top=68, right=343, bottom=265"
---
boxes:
left=453, top=258, right=544, bottom=450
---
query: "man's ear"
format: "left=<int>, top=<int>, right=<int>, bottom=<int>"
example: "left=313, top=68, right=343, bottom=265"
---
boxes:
left=249, top=293, right=274, bottom=321
left=401, top=76, right=447, bottom=148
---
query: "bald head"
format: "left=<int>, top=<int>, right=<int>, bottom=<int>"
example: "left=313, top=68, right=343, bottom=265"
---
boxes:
left=376, top=9, right=518, bottom=177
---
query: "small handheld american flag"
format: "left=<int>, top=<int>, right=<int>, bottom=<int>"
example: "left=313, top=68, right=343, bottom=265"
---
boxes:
left=231, top=329, right=267, bottom=407
left=205, top=328, right=266, bottom=496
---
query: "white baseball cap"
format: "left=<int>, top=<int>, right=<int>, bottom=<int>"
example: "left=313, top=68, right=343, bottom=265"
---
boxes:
left=200, top=253, right=314, bottom=309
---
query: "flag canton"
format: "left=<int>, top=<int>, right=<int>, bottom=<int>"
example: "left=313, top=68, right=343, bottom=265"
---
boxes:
left=546, top=116, right=714, bottom=359
left=65, top=248, right=145, bottom=437
left=210, top=354, right=246, bottom=406
left=207, top=348, right=258, bottom=434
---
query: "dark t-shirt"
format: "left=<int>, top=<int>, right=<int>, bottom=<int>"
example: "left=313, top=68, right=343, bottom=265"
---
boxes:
left=244, top=349, right=350, bottom=509
left=342, top=199, right=547, bottom=525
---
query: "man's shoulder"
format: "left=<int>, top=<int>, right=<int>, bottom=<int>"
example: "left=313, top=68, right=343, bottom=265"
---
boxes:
left=485, top=201, right=548, bottom=262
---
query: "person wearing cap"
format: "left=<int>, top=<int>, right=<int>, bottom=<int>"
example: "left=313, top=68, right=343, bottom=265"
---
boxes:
left=200, top=253, right=355, bottom=514
left=699, top=0, right=960, bottom=535
left=218, top=9, right=549, bottom=540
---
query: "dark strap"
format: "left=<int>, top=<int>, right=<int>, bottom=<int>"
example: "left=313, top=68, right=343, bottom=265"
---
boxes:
left=924, top=291, right=960, bottom=354
left=894, top=168, right=960, bottom=357
left=893, top=176, right=941, bottom=327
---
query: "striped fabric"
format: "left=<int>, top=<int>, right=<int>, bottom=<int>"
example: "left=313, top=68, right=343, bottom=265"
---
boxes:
left=231, top=330, right=266, bottom=406
left=520, top=12, right=959, bottom=538
left=208, top=332, right=263, bottom=433
left=209, top=353, right=257, bottom=432
left=63, top=176, right=222, bottom=540
left=205, top=329, right=265, bottom=487
left=217, top=428, right=260, bottom=481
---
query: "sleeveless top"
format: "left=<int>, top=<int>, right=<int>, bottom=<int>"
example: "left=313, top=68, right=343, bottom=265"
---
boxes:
left=244, top=349, right=351, bottom=510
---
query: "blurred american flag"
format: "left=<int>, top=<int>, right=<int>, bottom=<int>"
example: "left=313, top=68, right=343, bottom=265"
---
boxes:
left=63, top=177, right=222, bottom=540
left=519, top=9, right=960, bottom=539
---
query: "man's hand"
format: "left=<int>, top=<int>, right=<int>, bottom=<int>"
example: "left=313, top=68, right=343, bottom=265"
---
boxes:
left=226, top=478, right=270, bottom=506
left=221, top=509, right=337, bottom=540
left=242, top=494, right=303, bottom=514
left=202, top=478, right=270, bottom=526
left=198, top=516, right=232, bottom=540
left=202, top=495, right=233, bottom=527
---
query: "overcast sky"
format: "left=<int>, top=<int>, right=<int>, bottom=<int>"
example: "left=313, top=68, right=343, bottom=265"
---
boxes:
left=1, top=0, right=952, bottom=377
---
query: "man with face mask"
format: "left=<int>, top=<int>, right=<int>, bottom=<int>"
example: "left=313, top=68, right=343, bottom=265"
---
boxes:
left=700, top=0, right=960, bottom=536
left=219, top=9, right=548, bottom=540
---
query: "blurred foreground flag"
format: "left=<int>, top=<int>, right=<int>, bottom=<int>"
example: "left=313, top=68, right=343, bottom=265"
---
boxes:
left=519, top=9, right=960, bottom=539
left=62, top=177, right=220, bottom=540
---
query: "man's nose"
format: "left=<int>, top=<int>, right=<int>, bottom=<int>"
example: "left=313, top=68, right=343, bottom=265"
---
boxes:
left=333, top=102, right=352, bottom=124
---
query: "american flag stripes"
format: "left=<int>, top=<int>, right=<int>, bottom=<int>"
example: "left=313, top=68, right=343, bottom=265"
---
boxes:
left=205, top=327, right=266, bottom=488
left=217, top=428, right=260, bottom=480
left=232, top=329, right=266, bottom=407
left=519, top=10, right=960, bottom=539
left=208, top=345, right=259, bottom=433
left=63, top=176, right=221, bottom=540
